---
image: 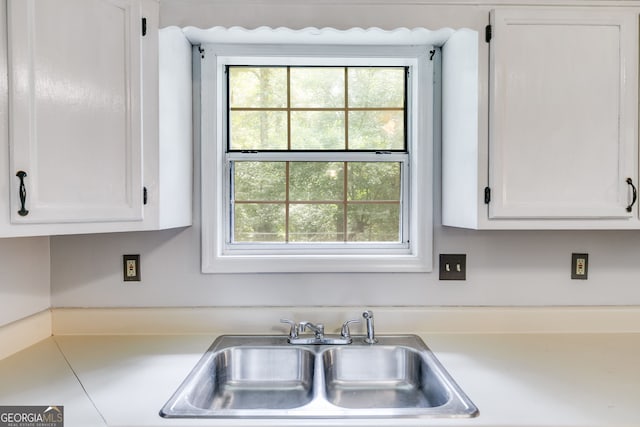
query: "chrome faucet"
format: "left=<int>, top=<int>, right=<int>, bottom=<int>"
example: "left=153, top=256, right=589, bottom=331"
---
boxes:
left=280, top=318, right=359, bottom=345
left=299, top=321, right=324, bottom=339
left=363, top=310, right=378, bottom=344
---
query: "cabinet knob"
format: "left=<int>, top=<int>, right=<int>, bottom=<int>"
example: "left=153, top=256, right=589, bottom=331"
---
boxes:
left=626, top=178, right=637, bottom=213
left=16, top=171, right=29, bottom=216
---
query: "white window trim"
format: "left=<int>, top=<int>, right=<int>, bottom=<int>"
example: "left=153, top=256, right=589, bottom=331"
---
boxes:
left=196, top=27, right=479, bottom=274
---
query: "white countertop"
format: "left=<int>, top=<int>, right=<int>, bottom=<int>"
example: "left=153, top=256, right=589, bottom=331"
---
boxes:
left=0, top=333, right=639, bottom=427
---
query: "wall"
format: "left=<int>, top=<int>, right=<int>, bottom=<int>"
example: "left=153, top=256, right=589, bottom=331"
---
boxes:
left=50, top=0, right=640, bottom=308
left=0, top=236, right=50, bottom=326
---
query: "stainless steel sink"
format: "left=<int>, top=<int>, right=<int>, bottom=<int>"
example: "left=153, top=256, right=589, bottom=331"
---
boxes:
left=160, top=335, right=478, bottom=419
left=187, top=346, right=315, bottom=411
left=323, top=346, right=449, bottom=410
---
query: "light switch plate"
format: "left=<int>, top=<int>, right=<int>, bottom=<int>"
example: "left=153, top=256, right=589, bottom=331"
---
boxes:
left=439, top=254, right=466, bottom=280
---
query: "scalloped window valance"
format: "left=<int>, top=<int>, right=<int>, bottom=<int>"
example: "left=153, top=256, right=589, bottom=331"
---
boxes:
left=178, top=26, right=464, bottom=47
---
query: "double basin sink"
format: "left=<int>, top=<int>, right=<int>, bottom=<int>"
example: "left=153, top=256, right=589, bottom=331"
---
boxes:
left=160, top=334, right=478, bottom=419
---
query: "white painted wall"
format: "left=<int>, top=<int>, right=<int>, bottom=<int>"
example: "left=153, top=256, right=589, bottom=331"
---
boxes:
left=50, top=0, right=640, bottom=308
left=0, top=237, right=51, bottom=326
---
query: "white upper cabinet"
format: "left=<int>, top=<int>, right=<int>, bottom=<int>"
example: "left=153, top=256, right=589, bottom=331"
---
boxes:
left=443, top=7, right=639, bottom=229
left=1, top=0, right=192, bottom=236
left=8, top=0, right=144, bottom=224
left=489, top=9, right=638, bottom=221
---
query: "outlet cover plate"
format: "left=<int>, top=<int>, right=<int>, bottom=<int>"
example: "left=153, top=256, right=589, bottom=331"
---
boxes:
left=571, top=253, right=588, bottom=280
left=123, top=254, right=140, bottom=282
left=439, top=254, right=466, bottom=280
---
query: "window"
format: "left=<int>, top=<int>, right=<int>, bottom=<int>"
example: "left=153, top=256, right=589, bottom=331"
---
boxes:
left=228, top=66, right=407, bottom=245
left=200, top=43, right=435, bottom=273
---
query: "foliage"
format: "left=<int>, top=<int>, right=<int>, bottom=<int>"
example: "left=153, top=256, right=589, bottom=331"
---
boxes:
left=228, top=66, right=406, bottom=243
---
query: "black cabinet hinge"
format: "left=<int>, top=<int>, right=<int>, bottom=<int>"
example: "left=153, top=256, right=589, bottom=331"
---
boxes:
left=485, top=24, right=492, bottom=43
left=142, top=17, right=147, bottom=36
left=143, top=187, right=148, bottom=205
left=484, top=187, right=491, bottom=204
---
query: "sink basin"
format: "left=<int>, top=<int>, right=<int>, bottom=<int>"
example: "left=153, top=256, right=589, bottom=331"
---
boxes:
left=160, top=335, right=478, bottom=419
left=323, top=346, right=449, bottom=409
left=189, top=346, right=314, bottom=410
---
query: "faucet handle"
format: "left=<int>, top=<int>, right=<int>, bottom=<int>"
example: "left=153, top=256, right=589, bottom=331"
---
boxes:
left=280, top=319, right=298, bottom=339
left=340, top=319, right=360, bottom=339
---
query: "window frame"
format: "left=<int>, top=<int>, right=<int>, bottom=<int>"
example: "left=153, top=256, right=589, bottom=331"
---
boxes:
left=201, top=44, right=434, bottom=273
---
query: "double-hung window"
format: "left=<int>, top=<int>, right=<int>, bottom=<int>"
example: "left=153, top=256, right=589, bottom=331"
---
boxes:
left=201, top=42, right=434, bottom=273
left=230, top=65, right=407, bottom=242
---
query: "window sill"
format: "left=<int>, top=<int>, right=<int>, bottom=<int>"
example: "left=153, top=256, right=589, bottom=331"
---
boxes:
left=201, top=252, right=432, bottom=273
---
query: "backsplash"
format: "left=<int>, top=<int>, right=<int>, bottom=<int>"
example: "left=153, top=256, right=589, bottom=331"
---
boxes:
left=49, top=217, right=640, bottom=307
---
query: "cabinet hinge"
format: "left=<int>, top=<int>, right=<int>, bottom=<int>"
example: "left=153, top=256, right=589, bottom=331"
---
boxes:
left=485, top=24, right=492, bottom=43
left=142, top=17, right=147, bottom=36
left=143, top=187, right=148, bottom=205
left=484, top=187, right=491, bottom=204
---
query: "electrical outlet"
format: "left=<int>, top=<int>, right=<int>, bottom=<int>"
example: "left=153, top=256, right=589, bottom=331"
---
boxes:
left=123, top=254, right=140, bottom=282
left=571, top=253, right=588, bottom=280
left=439, top=254, right=466, bottom=280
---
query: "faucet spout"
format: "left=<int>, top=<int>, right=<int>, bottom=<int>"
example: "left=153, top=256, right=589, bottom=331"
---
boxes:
left=362, top=310, right=378, bottom=344
left=299, top=321, right=324, bottom=339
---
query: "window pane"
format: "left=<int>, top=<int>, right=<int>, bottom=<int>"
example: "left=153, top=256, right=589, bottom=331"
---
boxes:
left=234, top=203, right=285, bottom=242
left=229, top=67, right=287, bottom=108
left=348, top=162, right=401, bottom=201
left=234, top=162, right=286, bottom=201
left=290, top=111, right=345, bottom=150
left=226, top=66, right=409, bottom=248
left=348, top=111, right=404, bottom=150
left=290, top=162, right=343, bottom=201
left=347, top=204, right=400, bottom=242
left=348, top=67, right=405, bottom=108
left=290, top=67, right=345, bottom=108
left=230, top=111, right=288, bottom=150
left=289, top=204, right=344, bottom=242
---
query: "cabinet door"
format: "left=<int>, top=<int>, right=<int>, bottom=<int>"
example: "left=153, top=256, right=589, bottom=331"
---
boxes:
left=489, top=9, right=638, bottom=219
left=8, top=0, right=144, bottom=224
